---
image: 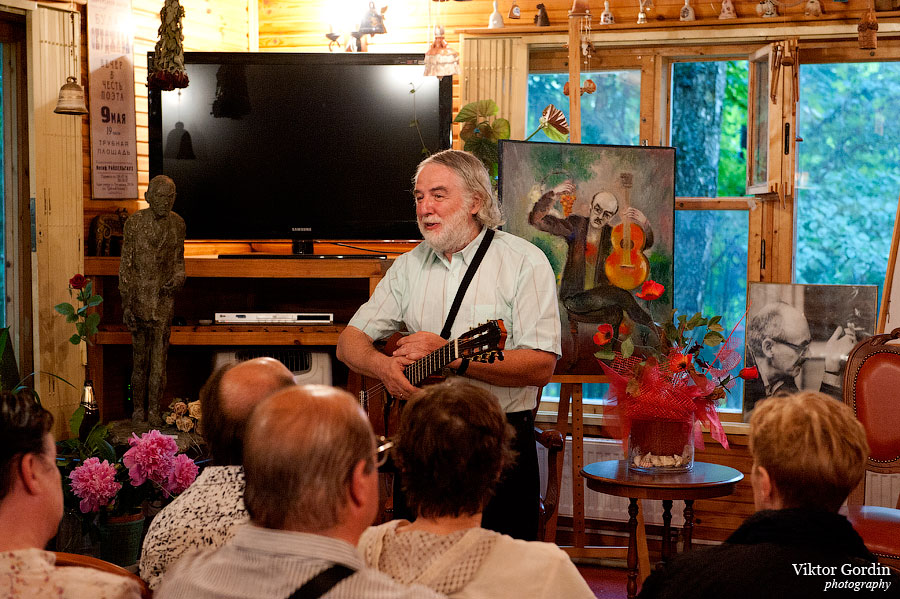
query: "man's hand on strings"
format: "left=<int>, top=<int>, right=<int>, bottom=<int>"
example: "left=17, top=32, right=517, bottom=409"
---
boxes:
left=393, top=331, right=449, bottom=362
left=376, top=354, right=419, bottom=400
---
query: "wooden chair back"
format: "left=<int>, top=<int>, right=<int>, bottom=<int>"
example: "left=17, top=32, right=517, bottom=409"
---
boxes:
left=53, top=551, right=152, bottom=599
left=842, top=328, right=900, bottom=507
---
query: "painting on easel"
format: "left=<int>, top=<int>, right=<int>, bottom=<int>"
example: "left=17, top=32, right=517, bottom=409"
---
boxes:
left=499, top=140, right=675, bottom=375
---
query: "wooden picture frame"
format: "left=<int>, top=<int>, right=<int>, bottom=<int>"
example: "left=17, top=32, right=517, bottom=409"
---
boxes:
left=877, top=192, right=900, bottom=334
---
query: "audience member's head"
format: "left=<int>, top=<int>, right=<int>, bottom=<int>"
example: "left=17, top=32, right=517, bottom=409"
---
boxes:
left=0, top=390, right=61, bottom=550
left=396, top=379, right=515, bottom=519
left=749, top=390, right=868, bottom=512
left=243, top=385, right=378, bottom=541
left=200, top=357, right=296, bottom=466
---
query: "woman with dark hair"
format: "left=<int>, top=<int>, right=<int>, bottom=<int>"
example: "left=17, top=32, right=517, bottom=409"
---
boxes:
left=358, top=380, right=593, bottom=598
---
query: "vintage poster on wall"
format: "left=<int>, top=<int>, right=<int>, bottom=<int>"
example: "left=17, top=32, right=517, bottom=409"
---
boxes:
left=743, top=282, right=877, bottom=421
left=88, top=0, right=138, bottom=199
left=499, top=141, right=675, bottom=375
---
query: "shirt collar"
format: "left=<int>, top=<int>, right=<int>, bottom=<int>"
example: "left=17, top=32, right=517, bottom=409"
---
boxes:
left=232, top=524, right=365, bottom=570
left=428, top=226, right=488, bottom=268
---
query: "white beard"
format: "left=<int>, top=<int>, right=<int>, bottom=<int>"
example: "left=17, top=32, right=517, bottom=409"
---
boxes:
left=419, top=206, right=480, bottom=256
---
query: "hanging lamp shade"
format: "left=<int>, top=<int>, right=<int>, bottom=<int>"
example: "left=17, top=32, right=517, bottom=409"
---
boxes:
left=54, top=76, right=88, bottom=115
left=423, top=26, right=459, bottom=79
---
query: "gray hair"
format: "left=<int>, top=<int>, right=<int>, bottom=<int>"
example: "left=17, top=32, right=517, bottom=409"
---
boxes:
left=415, top=149, right=504, bottom=228
left=748, top=302, right=790, bottom=357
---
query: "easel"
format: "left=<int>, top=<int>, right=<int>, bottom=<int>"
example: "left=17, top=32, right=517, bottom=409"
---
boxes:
left=552, top=376, right=650, bottom=582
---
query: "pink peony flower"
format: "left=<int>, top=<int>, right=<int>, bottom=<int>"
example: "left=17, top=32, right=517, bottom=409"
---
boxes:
left=69, top=457, right=121, bottom=514
left=122, top=430, right=178, bottom=486
left=165, top=453, right=198, bottom=495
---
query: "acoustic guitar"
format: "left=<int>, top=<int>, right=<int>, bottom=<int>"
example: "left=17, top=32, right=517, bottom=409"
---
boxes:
left=354, top=320, right=507, bottom=438
left=604, top=172, right=650, bottom=291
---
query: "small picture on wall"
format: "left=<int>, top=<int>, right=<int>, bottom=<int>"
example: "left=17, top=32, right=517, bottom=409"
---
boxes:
left=499, top=140, right=675, bottom=375
left=743, top=282, right=877, bottom=420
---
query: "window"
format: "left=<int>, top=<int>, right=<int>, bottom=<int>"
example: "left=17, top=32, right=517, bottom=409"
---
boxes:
left=527, top=70, right=640, bottom=146
left=794, top=61, right=900, bottom=300
left=669, top=58, right=752, bottom=412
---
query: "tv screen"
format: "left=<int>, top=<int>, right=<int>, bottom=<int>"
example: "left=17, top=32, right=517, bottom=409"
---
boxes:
left=148, top=52, right=452, bottom=243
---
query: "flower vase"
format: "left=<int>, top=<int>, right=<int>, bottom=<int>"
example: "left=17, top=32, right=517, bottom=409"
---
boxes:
left=99, top=512, right=145, bottom=567
left=628, top=417, right=695, bottom=474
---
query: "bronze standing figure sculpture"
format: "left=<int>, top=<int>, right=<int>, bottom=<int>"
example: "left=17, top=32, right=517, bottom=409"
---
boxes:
left=119, top=175, right=186, bottom=425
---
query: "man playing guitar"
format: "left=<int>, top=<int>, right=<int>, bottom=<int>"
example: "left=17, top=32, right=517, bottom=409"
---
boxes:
left=337, top=150, right=561, bottom=541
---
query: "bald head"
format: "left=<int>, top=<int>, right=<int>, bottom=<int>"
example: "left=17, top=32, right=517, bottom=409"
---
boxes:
left=243, top=385, right=376, bottom=534
left=201, top=357, right=296, bottom=466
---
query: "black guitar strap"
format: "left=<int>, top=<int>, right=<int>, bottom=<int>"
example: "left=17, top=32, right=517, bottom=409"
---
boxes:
left=287, top=564, right=355, bottom=599
left=439, top=228, right=495, bottom=340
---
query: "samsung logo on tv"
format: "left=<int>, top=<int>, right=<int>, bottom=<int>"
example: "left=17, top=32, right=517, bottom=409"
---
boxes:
left=291, top=227, right=313, bottom=232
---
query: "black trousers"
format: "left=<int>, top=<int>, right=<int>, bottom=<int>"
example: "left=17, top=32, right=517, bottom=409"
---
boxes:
left=391, top=409, right=539, bottom=541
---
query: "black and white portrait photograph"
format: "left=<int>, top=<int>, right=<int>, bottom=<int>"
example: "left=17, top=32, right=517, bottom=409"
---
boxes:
left=743, top=282, right=877, bottom=420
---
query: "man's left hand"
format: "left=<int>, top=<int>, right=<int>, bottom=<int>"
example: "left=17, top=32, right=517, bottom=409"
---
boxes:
left=393, top=331, right=450, bottom=363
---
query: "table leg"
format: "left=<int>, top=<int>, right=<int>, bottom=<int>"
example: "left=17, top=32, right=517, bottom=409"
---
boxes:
left=627, top=497, right=639, bottom=599
left=661, top=499, right=673, bottom=562
left=682, top=499, right=695, bottom=552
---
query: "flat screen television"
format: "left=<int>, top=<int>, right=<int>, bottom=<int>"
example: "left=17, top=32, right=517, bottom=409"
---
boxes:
left=148, top=52, right=452, bottom=246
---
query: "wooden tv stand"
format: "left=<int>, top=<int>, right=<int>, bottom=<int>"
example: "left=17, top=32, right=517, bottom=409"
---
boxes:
left=84, top=255, right=393, bottom=421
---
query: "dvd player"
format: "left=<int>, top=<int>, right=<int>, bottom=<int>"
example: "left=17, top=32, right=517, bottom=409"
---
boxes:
left=215, top=312, right=334, bottom=325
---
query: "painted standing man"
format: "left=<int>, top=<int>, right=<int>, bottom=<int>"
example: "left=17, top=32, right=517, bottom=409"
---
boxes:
left=120, top=175, right=186, bottom=425
left=529, top=180, right=655, bottom=366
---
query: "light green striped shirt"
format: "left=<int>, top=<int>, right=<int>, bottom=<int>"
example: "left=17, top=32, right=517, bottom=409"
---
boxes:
left=348, top=228, right=561, bottom=413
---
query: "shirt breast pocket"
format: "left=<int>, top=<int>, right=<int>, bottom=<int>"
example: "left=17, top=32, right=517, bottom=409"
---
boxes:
left=470, top=304, right=514, bottom=349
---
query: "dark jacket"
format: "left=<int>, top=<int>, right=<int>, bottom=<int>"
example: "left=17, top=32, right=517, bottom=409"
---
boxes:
left=638, top=509, right=900, bottom=599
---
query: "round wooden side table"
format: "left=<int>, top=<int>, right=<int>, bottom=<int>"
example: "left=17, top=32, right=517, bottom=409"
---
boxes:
left=581, top=459, right=744, bottom=599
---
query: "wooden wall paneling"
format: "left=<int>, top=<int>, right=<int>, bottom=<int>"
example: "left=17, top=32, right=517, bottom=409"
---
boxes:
left=30, top=5, right=86, bottom=439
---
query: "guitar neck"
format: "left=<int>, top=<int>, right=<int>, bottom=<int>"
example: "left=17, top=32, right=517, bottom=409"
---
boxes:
left=404, top=341, right=458, bottom=386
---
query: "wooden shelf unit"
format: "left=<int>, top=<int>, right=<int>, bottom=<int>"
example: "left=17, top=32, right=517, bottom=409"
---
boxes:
left=83, top=256, right=392, bottom=421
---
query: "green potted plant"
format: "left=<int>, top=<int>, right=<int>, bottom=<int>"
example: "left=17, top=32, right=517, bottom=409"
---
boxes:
left=454, top=100, right=570, bottom=181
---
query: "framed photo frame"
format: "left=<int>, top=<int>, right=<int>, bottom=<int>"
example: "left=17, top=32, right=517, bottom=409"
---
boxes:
left=499, top=140, right=675, bottom=375
left=743, top=282, right=877, bottom=420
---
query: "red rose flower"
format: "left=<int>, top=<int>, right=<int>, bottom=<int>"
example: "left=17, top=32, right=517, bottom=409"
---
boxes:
left=670, top=353, right=692, bottom=373
left=636, top=279, right=664, bottom=301
left=593, top=323, right=614, bottom=346
left=739, top=366, right=759, bottom=380
left=69, top=274, right=87, bottom=290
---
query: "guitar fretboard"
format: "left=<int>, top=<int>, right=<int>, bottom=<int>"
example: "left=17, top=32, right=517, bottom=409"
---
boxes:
left=403, top=339, right=457, bottom=386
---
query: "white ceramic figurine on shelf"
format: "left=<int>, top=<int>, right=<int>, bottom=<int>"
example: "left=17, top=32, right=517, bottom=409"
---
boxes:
left=600, top=0, right=615, bottom=24
left=719, top=0, right=737, bottom=18
left=489, top=0, right=504, bottom=28
left=679, top=0, right=696, bottom=21
left=637, top=0, right=652, bottom=23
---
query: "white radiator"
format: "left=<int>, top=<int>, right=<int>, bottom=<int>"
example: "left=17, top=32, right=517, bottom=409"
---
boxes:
left=866, top=473, right=900, bottom=508
left=537, top=437, right=685, bottom=527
